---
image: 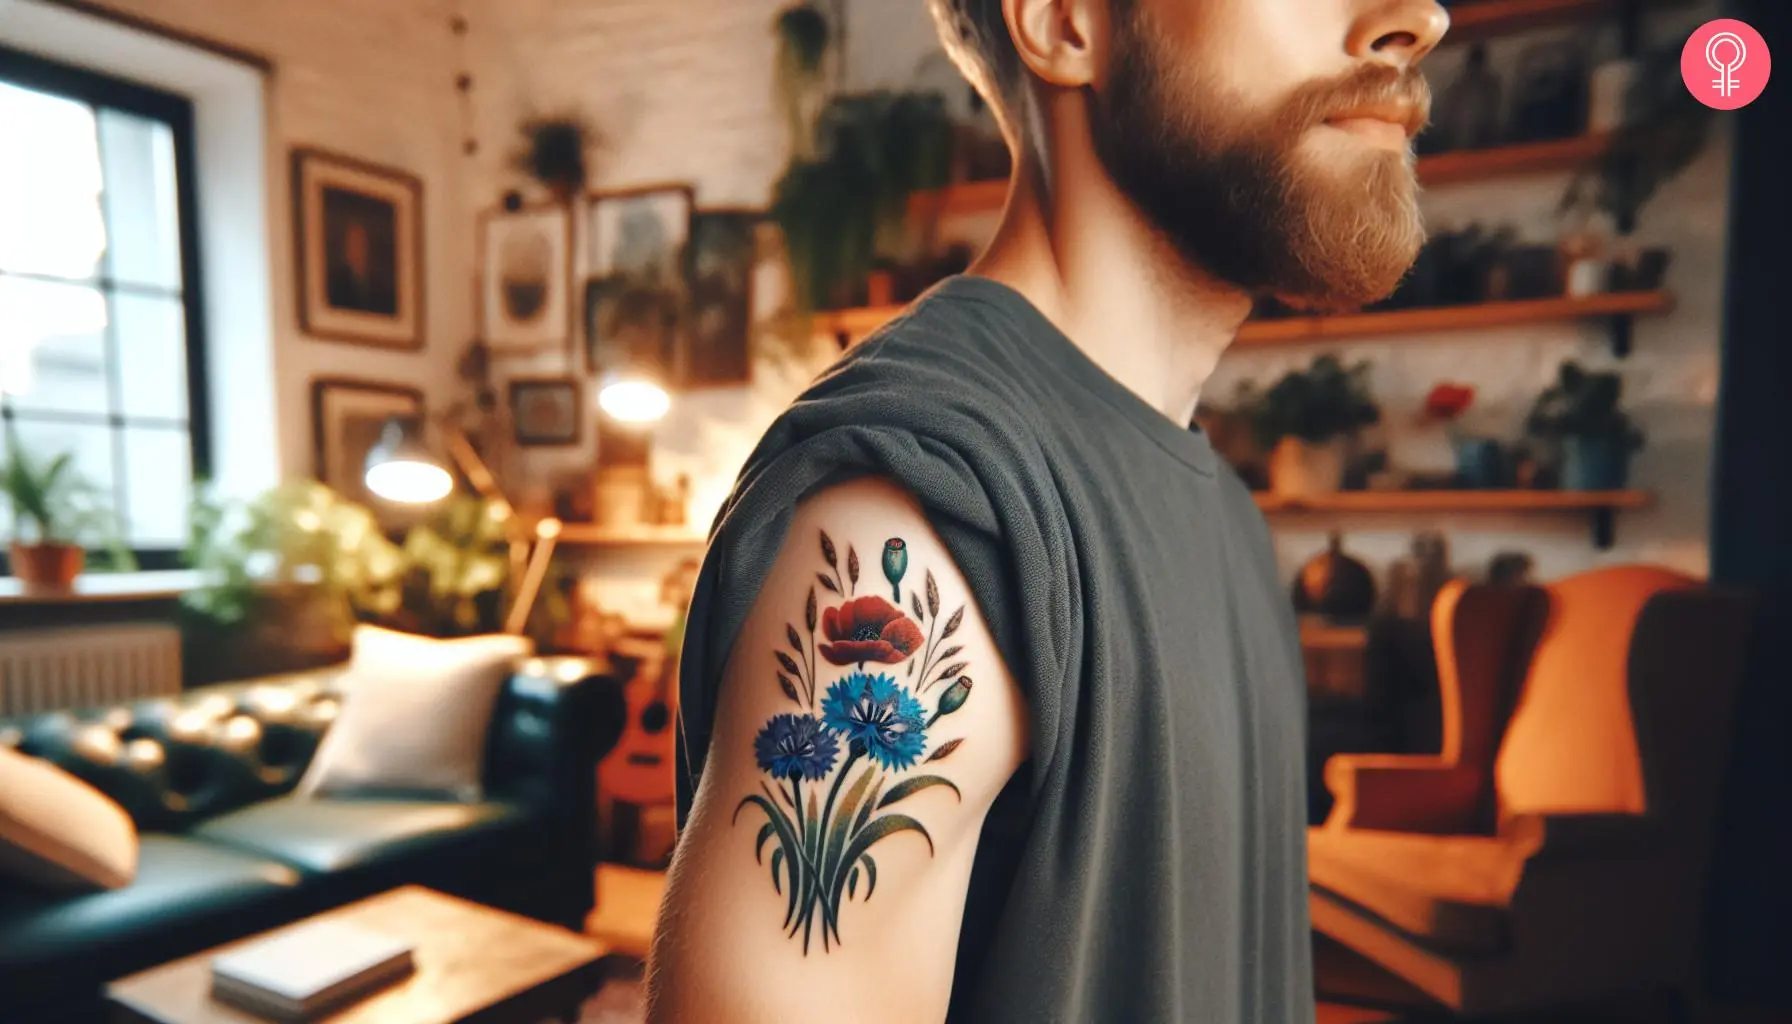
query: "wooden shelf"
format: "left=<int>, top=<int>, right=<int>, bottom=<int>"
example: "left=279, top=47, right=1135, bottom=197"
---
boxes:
left=1256, top=489, right=1653, bottom=549
left=1442, top=0, right=1618, bottom=45
left=909, top=178, right=1008, bottom=219
left=819, top=292, right=1673, bottom=349
left=912, top=135, right=1612, bottom=221
left=552, top=523, right=706, bottom=547
left=1254, top=490, right=1652, bottom=513
left=1237, top=291, right=1673, bottom=346
left=1417, top=134, right=1609, bottom=185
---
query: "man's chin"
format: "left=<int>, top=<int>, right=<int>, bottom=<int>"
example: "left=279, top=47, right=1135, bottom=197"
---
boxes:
left=1266, top=236, right=1423, bottom=314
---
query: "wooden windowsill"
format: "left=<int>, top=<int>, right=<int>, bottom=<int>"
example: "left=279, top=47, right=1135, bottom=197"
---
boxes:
left=0, top=569, right=203, bottom=607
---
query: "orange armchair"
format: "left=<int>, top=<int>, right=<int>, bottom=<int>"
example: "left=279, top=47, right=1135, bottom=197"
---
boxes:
left=1308, top=566, right=1753, bottom=1016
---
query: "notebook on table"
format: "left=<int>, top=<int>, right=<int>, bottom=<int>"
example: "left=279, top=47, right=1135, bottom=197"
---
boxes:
left=209, top=919, right=415, bottom=1022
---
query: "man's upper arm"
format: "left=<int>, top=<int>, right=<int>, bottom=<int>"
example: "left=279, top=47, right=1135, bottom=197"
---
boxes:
left=648, top=476, right=1028, bottom=1024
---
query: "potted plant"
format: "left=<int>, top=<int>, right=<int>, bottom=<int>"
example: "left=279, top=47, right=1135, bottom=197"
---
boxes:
left=1242, top=354, right=1381, bottom=498
left=1, top=431, right=131, bottom=593
left=769, top=3, right=954, bottom=314
left=1421, top=381, right=1506, bottom=489
left=514, top=115, right=600, bottom=204
left=1524, top=361, right=1645, bottom=491
left=772, top=91, right=953, bottom=313
left=1560, top=41, right=1716, bottom=287
left=182, top=480, right=407, bottom=681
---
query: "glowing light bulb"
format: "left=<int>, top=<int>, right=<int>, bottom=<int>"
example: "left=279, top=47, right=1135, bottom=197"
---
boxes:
left=365, top=459, right=453, bottom=504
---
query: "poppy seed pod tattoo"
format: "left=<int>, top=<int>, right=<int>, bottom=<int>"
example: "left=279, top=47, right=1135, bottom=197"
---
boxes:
left=739, top=529, right=975, bottom=954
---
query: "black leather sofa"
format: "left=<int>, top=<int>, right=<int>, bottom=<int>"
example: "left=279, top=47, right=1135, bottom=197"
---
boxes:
left=0, top=656, right=625, bottom=1023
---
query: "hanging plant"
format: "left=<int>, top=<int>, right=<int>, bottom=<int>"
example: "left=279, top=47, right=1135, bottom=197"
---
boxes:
left=1560, top=44, right=1716, bottom=233
left=514, top=116, right=599, bottom=202
left=775, top=2, right=831, bottom=159
left=772, top=91, right=953, bottom=313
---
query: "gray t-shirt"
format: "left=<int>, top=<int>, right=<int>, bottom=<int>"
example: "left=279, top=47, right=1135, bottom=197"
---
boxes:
left=677, top=276, right=1314, bottom=1023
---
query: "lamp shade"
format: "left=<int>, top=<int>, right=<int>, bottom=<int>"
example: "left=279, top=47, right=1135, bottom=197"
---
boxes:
left=363, top=417, right=452, bottom=503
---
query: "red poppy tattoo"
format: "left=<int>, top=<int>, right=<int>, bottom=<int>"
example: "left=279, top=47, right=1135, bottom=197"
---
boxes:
left=818, top=595, right=926, bottom=667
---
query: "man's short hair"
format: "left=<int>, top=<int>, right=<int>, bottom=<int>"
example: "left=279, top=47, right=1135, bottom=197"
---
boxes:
left=926, top=0, right=1028, bottom=146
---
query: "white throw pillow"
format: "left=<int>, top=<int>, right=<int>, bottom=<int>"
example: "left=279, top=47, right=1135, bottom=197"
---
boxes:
left=295, top=626, right=534, bottom=802
left=0, top=744, right=138, bottom=890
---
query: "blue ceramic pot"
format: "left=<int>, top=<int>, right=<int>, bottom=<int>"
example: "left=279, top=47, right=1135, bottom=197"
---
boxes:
left=1562, top=436, right=1631, bottom=490
left=1451, top=436, right=1506, bottom=489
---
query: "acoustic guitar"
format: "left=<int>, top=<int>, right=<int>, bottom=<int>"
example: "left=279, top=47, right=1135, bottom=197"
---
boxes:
left=600, top=631, right=680, bottom=806
left=598, top=559, right=699, bottom=808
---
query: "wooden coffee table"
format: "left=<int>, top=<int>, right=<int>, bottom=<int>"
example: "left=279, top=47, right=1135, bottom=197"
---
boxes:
left=108, top=886, right=607, bottom=1023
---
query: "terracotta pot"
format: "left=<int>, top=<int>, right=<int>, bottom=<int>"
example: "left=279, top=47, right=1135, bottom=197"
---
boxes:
left=1269, top=437, right=1346, bottom=498
left=9, top=541, right=84, bottom=594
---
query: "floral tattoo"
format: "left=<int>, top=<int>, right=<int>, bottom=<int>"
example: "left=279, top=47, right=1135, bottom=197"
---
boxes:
left=736, top=529, right=975, bottom=954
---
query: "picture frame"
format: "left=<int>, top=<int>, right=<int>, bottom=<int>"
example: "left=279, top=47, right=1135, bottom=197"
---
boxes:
left=292, top=148, right=423, bottom=349
left=584, top=183, right=694, bottom=378
left=478, top=204, right=573, bottom=354
left=682, top=208, right=758, bottom=387
left=311, top=377, right=426, bottom=508
left=508, top=376, right=583, bottom=447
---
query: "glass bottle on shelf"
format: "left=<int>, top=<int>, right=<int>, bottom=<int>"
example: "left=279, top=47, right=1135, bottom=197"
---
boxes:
left=1443, top=44, right=1504, bottom=152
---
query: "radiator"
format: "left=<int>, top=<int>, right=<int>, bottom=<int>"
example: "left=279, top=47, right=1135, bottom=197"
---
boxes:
left=0, top=624, right=183, bottom=717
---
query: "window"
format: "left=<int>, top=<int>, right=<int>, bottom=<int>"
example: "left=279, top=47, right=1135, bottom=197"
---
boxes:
left=0, top=46, right=210, bottom=570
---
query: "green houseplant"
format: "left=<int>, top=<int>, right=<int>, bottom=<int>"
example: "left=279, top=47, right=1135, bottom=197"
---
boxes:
left=1239, top=354, right=1380, bottom=498
left=1525, top=361, right=1645, bottom=491
left=515, top=115, right=599, bottom=203
left=1559, top=40, right=1717, bottom=293
left=769, top=3, right=954, bottom=315
left=772, top=91, right=954, bottom=314
left=181, top=480, right=407, bottom=680
left=1, top=427, right=132, bottom=592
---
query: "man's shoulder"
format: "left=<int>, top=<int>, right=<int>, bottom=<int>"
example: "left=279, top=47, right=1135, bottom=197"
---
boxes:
left=792, top=293, right=1044, bottom=438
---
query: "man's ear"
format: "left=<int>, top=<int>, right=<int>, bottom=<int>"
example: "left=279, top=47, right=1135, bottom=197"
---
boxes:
left=1004, top=0, right=1102, bottom=90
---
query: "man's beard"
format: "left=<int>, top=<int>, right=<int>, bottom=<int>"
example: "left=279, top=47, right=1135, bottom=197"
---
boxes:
left=1089, top=18, right=1431, bottom=312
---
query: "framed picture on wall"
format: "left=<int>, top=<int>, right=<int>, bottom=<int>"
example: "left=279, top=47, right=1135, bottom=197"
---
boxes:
left=292, top=148, right=423, bottom=349
left=311, top=377, right=425, bottom=508
left=682, top=209, right=757, bottom=387
left=508, top=376, right=582, bottom=446
left=479, top=204, right=573, bottom=353
left=584, top=184, right=693, bottom=379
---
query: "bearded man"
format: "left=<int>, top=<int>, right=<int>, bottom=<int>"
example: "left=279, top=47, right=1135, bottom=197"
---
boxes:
left=648, top=1, right=1446, bottom=1021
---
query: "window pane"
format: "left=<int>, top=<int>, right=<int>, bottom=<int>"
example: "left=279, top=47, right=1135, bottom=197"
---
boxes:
left=121, top=426, right=190, bottom=548
left=0, top=82, right=104, bottom=281
left=97, top=109, right=181, bottom=291
left=1, top=277, right=109, bottom=415
left=114, top=292, right=188, bottom=421
left=5, top=417, right=117, bottom=544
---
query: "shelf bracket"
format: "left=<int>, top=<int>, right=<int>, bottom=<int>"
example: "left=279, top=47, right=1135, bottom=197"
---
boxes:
left=1619, top=0, right=1643, bottom=58
left=1608, top=314, right=1634, bottom=358
left=1591, top=507, right=1617, bottom=550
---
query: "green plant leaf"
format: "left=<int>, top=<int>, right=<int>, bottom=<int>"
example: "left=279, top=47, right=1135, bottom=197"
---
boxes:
left=823, top=765, right=878, bottom=890
left=848, top=864, right=859, bottom=901
left=860, top=854, right=877, bottom=899
left=829, top=814, right=933, bottom=918
left=771, top=848, right=785, bottom=896
left=852, top=776, right=885, bottom=836
left=756, top=822, right=776, bottom=863
left=876, top=774, right=961, bottom=810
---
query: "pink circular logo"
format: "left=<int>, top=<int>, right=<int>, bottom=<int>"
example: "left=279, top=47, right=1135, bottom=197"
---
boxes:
left=1682, top=19, right=1771, bottom=110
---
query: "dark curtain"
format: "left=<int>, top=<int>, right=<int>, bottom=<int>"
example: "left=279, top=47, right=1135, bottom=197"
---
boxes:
left=1704, top=0, right=1792, bottom=1005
